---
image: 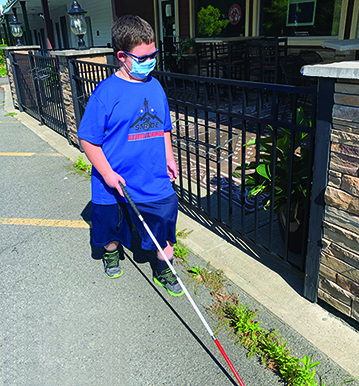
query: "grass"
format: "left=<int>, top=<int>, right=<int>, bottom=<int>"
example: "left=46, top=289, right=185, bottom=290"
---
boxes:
left=173, top=232, right=357, bottom=386
left=5, top=112, right=16, bottom=117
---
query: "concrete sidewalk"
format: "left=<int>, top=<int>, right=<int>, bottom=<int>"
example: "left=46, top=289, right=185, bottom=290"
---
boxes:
left=1, top=77, right=358, bottom=382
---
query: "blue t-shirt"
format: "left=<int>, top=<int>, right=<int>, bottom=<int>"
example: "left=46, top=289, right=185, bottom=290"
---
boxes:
left=77, top=73, right=174, bottom=204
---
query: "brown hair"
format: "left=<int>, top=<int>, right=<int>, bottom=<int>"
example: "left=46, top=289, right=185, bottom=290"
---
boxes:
left=112, top=15, right=155, bottom=53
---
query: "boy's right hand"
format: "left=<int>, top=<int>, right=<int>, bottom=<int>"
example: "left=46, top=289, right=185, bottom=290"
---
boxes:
left=103, top=171, right=126, bottom=197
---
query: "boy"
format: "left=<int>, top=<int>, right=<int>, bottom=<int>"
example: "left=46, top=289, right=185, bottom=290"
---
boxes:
left=77, top=15, right=184, bottom=297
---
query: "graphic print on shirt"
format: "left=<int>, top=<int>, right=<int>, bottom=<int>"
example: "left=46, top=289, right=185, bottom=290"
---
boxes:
left=128, top=98, right=164, bottom=141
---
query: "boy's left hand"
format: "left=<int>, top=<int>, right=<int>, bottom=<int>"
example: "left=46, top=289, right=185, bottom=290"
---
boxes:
left=167, top=160, right=178, bottom=182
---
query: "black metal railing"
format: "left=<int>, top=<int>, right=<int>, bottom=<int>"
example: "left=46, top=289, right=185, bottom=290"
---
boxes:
left=69, top=59, right=317, bottom=272
left=10, top=51, right=70, bottom=143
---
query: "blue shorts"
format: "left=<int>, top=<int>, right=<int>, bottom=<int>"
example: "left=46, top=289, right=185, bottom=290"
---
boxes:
left=91, top=193, right=178, bottom=250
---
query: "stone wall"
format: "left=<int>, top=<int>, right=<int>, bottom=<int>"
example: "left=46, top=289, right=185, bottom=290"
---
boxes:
left=319, top=78, right=359, bottom=321
left=4, top=52, right=18, bottom=109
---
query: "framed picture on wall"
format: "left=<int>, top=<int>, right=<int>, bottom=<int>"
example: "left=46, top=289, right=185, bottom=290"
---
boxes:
left=287, top=0, right=317, bottom=27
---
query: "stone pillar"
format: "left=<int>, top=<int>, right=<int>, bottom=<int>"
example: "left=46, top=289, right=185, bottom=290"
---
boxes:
left=2, top=45, right=41, bottom=110
left=303, top=62, right=359, bottom=322
left=51, top=47, right=114, bottom=147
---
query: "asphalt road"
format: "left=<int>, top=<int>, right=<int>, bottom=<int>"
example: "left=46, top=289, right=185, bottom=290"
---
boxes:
left=0, top=100, right=356, bottom=386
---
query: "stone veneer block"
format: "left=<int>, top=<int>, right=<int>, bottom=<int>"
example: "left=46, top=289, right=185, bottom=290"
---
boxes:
left=337, top=274, right=359, bottom=297
left=323, top=222, right=359, bottom=260
left=333, top=119, right=359, bottom=131
left=333, top=105, right=359, bottom=124
left=318, top=288, right=351, bottom=316
left=328, top=173, right=341, bottom=188
left=319, top=262, right=337, bottom=281
left=341, top=175, right=359, bottom=197
left=321, top=250, right=359, bottom=283
left=319, top=276, right=353, bottom=305
left=335, top=81, right=359, bottom=94
left=329, top=151, right=359, bottom=176
left=331, top=131, right=359, bottom=148
left=325, top=186, right=359, bottom=215
left=325, top=206, right=359, bottom=234
left=323, top=239, right=359, bottom=270
left=334, top=93, right=359, bottom=107
left=328, top=170, right=342, bottom=188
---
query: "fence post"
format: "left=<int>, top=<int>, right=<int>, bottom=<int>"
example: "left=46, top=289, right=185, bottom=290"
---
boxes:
left=304, top=77, right=335, bottom=302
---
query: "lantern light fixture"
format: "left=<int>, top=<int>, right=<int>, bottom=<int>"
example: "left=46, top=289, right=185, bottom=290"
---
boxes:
left=9, top=14, right=23, bottom=46
left=67, top=0, right=87, bottom=50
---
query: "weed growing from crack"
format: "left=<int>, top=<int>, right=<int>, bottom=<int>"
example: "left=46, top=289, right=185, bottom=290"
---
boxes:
left=208, top=294, right=357, bottom=386
left=180, top=248, right=357, bottom=386
left=188, top=262, right=227, bottom=295
left=67, top=156, right=91, bottom=180
left=173, top=227, right=190, bottom=265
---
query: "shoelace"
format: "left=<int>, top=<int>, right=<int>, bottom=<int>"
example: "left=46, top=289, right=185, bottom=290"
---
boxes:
left=160, top=268, right=176, bottom=283
left=105, top=251, right=119, bottom=267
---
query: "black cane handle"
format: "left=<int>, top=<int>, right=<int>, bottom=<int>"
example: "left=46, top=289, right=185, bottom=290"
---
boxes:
left=118, top=181, right=141, bottom=218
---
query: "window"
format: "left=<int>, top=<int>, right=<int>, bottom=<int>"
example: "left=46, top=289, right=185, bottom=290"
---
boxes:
left=261, top=0, right=342, bottom=36
left=196, top=0, right=246, bottom=37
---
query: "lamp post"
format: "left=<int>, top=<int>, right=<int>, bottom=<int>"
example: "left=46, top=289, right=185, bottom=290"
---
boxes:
left=9, top=14, right=23, bottom=46
left=67, top=0, right=87, bottom=50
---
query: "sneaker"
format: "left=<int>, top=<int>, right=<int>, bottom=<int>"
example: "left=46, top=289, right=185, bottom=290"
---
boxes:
left=103, top=249, right=123, bottom=279
left=154, top=268, right=184, bottom=297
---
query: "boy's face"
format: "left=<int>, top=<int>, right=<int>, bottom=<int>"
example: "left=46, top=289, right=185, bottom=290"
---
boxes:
left=117, top=42, right=157, bottom=81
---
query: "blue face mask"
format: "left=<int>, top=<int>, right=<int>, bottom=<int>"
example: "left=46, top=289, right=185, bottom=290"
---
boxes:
left=124, top=56, right=157, bottom=80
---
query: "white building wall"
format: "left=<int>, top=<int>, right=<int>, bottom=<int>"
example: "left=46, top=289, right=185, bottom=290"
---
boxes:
left=82, top=0, right=113, bottom=47
left=20, top=0, right=113, bottom=49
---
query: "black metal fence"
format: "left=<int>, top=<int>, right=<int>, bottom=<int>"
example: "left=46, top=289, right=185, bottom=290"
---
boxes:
left=69, top=59, right=317, bottom=272
left=10, top=51, right=70, bottom=143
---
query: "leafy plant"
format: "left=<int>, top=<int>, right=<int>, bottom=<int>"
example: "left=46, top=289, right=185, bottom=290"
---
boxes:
left=173, top=227, right=189, bottom=263
left=189, top=264, right=201, bottom=278
left=68, top=156, right=92, bottom=180
left=5, top=112, right=17, bottom=117
left=210, top=298, right=324, bottom=386
left=188, top=262, right=226, bottom=294
left=178, top=37, right=196, bottom=59
left=198, top=5, right=230, bottom=37
left=174, top=243, right=188, bottom=261
left=233, top=107, right=311, bottom=214
left=74, top=156, right=88, bottom=171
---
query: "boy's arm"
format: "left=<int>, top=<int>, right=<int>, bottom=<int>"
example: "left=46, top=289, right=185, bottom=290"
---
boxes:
left=81, top=139, right=125, bottom=196
left=164, top=131, right=178, bottom=182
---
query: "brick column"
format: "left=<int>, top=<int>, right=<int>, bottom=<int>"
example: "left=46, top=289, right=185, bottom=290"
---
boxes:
left=51, top=48, right=114, bottom=147
left=303, top=62, right=359, bottom=322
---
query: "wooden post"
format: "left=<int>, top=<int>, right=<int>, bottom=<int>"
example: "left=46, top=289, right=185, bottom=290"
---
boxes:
left=40, top=0, right=55, bottom=50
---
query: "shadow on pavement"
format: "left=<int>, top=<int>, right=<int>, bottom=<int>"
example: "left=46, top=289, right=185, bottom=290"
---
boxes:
left=124, top=251, right=240, bottom=386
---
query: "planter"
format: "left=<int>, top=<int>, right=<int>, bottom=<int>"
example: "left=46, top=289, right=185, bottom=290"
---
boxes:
left=278, top=204, right=305, bottom=254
